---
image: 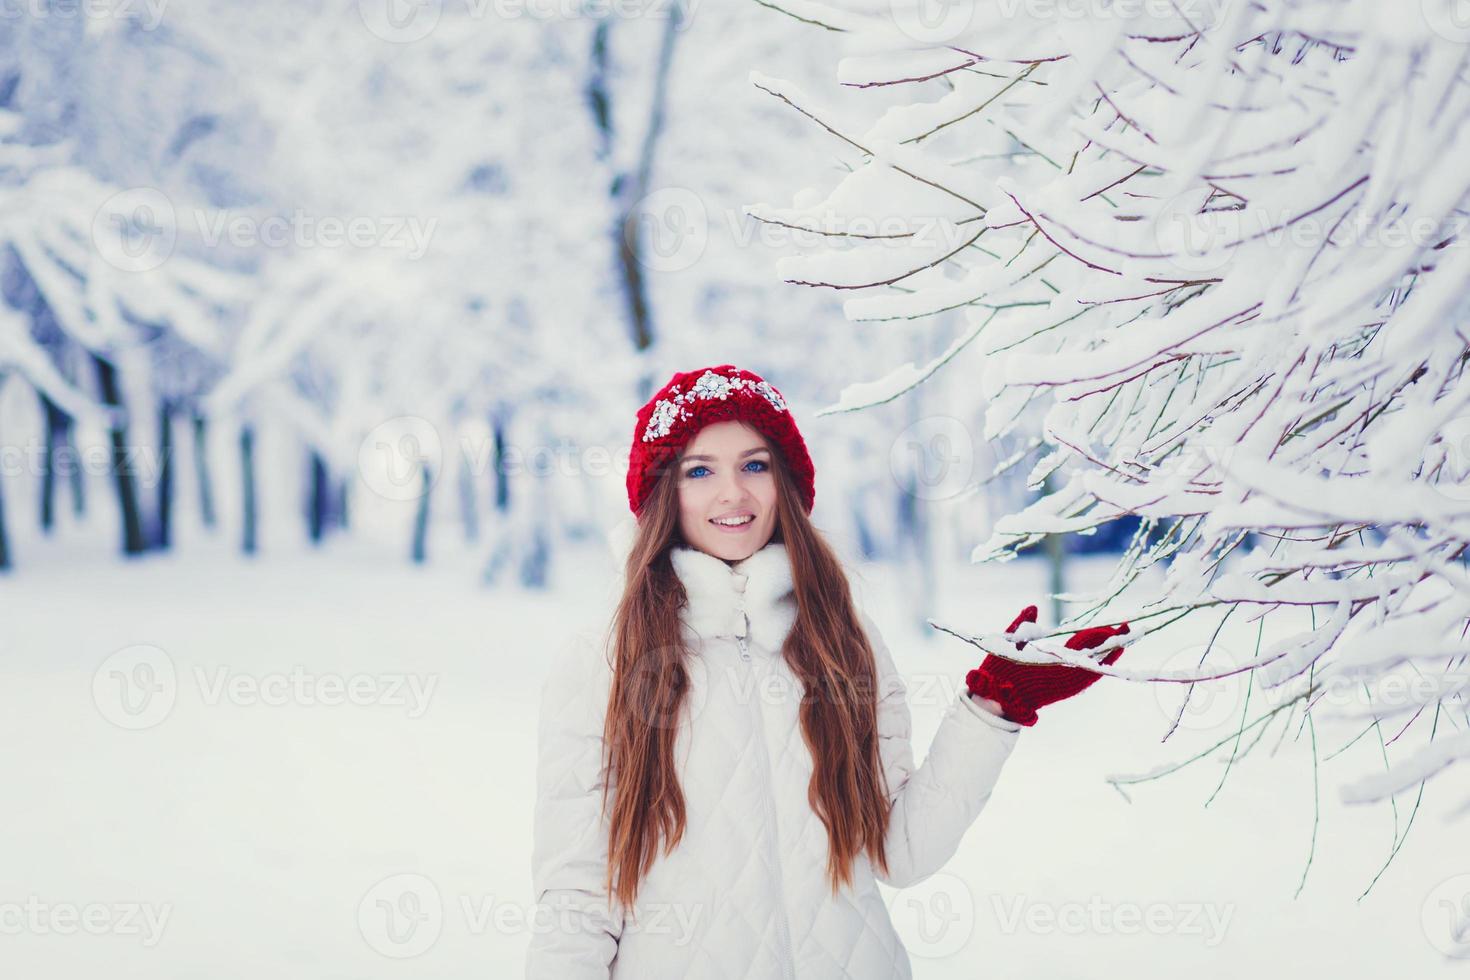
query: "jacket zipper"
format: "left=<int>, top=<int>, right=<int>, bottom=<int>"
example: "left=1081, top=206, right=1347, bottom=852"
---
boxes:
left=739, top=613, right=797, bottom=979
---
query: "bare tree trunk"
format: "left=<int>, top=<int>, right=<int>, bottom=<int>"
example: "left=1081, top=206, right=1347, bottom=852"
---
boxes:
left=1042, top=471, right=1065, bottom=625
left=491, top=415, right=509, bottom=513
left=68, top=416, right=85, bottom=519
left=0, top=377, right=10, bottom=570
left=156, top=397, right=174, bottom=550
left=852, top=482, right=879, bottom=562
left=192, top=412, right=216, bottom=529
left=590, top=10, right=684, bottom=353
left=0, top=441, right=9, bottom=571
left=39, top=393, right=68, bottom=533
left=901, top=394, right=940, bottom=627
left=458, top=446, right=479, bottom=543
left=307, top=450, right=331, bottom=544
left=93, top=354, right=147, bottom=556
left=520, top=459, right=551, bottom=589
left=240, top=424, right=257, bottom=555
left=411, top=465, right=431, bottom=564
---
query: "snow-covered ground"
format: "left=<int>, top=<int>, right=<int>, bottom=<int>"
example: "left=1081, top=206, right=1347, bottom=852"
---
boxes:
left=2, top=530, right=1464, bottom=978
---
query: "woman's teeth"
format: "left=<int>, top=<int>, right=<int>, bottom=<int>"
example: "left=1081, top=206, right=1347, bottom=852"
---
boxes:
left=711, top=515, right=754, bottom=527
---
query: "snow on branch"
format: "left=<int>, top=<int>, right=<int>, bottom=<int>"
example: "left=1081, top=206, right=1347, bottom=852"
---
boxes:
left=759, top=0, right=1470, bottom=879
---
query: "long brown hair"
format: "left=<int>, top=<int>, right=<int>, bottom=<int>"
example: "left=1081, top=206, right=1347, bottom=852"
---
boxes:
left=599, top=433, right=894, bottom=914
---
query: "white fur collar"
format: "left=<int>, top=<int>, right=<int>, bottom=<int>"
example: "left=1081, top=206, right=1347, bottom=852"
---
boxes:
left=669, top=540, right=798, bottom=653
left=606, top=514, right=798, bottom=654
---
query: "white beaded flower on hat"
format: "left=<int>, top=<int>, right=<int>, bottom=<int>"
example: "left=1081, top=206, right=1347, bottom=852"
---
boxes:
left=641, top=369, right=789, bottom=442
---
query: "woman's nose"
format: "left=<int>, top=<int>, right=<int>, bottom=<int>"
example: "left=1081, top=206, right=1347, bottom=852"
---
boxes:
left=717, top=474, right=744, bottom=503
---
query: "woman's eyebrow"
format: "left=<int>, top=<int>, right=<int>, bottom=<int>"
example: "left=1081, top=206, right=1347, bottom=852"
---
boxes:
left=680, top=448, right=770, bottom=462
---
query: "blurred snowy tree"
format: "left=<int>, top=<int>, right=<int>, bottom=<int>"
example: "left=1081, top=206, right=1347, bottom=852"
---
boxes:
left=0, top=1, right=896, bottom=580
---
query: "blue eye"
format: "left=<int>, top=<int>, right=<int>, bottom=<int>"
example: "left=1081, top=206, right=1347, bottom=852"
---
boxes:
left=683, top=460, right=769, bottom=478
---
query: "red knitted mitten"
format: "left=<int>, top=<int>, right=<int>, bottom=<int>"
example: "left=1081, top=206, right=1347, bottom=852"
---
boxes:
left=965, top=605, right=1130, bottom=727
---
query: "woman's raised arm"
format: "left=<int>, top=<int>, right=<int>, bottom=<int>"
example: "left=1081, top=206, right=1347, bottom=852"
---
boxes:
left=859, top=610, right=1023, bottom=890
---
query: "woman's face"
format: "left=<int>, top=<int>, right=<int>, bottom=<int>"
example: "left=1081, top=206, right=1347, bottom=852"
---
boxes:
left=676, top=421, right=778, bottom=562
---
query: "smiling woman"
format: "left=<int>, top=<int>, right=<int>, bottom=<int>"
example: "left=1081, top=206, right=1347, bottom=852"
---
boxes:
left=674, top=421, right=779, bottom=561
left=526, top=364, right=1034, bottom=980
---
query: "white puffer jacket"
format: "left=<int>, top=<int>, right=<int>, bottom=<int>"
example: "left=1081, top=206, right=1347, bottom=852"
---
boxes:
left=526, top=536, right=1022, bottom=979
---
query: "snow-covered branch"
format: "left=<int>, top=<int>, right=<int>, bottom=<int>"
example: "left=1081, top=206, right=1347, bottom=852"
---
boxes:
left=758, top=0, right=1470, bottom=850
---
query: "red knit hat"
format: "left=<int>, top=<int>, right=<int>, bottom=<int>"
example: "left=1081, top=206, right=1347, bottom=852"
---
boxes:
left=627, top=364, right=815, bottom=518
